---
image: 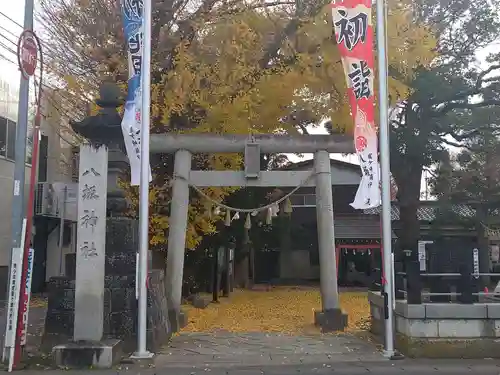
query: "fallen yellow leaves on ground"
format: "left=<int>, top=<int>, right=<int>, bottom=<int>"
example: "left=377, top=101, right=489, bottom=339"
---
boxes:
left=182, top=287, right=370, bottom=335
left=29, top=297, right=48, bottom=308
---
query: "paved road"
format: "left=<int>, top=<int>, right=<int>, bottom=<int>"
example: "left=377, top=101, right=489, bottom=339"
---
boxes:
left=19, top=361, right=500, bottom=375
left=150, top=333, right=500, bottom=374
left=156, top=362, right=500, bottom=374
left=157, top=332, right=383, bottom=367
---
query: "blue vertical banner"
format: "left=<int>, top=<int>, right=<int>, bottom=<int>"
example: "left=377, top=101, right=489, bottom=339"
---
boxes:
left=120, top=0, right=151, bottom=185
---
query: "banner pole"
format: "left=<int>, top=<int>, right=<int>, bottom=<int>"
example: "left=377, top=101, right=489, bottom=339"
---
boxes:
left=133, top=0, right=153, bottom=359
left=375, top=0, right=395, bottom=357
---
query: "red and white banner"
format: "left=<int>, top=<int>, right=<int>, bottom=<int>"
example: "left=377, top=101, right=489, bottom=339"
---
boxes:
left=19, top=247, right=34, bottom=346
left=331, top=0, right=380, bottom=209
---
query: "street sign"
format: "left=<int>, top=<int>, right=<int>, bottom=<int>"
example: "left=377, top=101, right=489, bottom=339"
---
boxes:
left=17, top=30, right=38, bottom=79
left=4, top=218, right=26, bottom=372
left=4, top=248, right=23, bottom=350
left=19, top=247, right=34, bottom=346
left=418, top=240, right=433, bottom=271
left=473, top=248, right=480, bottom=279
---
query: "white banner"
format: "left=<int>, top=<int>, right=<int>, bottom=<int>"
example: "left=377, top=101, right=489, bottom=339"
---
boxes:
left=350, top=110, right=381, bottom=209
left=473, top=248, right=480, bottom=279
left=4, top=247, right=23, bottom=349
left=135, top=252, right=139, bottom=300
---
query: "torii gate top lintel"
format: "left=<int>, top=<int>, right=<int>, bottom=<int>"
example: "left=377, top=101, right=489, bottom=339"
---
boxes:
left=150, top=133, right=354, bottom=154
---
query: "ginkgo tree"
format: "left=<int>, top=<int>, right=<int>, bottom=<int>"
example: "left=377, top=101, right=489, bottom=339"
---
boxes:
left=37, top=0, right=436, bottom=261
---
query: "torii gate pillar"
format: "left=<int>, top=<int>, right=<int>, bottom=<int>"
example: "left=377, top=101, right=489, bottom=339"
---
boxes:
left=313, top=150, right=346, bottom=330
left=164, top=149, right=191, bottom=331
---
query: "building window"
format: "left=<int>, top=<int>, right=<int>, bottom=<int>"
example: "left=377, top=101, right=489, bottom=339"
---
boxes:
left=38, top=135, right=48, bottom=182
left=0, top=116, right=6, bottom=157
left=0, top=116, right=32, bottom=164
left=26, top=138, right=32, bottom=165
left=58, top=222, right=72, bottom=247
left=290, top=193, right=316, bottom=207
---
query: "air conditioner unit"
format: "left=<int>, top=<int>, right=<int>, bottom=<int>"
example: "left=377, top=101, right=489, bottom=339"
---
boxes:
left=35, top=182, right=78, bottom=221
left=35, top=183, right=58, bottom=217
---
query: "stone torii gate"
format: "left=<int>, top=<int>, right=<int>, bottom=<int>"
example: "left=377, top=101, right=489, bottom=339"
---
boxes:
left=150, top=133, right=354, bottom=331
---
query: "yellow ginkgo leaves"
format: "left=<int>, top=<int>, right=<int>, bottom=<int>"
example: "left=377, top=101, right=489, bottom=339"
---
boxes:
left=182, top=288, right=371, bottom=335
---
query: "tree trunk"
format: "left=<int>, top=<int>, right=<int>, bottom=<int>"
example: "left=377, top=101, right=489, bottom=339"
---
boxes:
left=394, top=167, right=423, bottom=260
left=249, top=245, right=255, bottom=286
left=234, top=256, right=250, bottom=288
left=234, top=228, right=251, bottom=288
left=152, top=250, right=166, bottom=270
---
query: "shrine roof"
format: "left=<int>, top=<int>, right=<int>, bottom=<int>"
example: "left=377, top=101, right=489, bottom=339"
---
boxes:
left=283, top=158, right=361, bottom=172
left=363, top=203, right=477, bottom=222
left=335, top=215, right=397, bottom=239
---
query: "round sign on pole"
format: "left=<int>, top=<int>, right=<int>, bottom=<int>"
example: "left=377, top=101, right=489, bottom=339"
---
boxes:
left=17, top=30, right=38, bottom=80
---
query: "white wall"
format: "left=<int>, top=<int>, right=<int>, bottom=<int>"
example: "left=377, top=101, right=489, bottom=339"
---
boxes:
left=45, top=222, right=75, bottom=281
left=40, top=89, right=78, bottom=281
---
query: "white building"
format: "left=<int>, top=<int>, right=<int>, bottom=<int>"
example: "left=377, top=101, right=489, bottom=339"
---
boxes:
left=0, top=79, right=32, bottom=297
left=0, top=80, right=78, bottom=296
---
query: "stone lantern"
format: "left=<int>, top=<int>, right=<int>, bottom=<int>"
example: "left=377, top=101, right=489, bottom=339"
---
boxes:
left=70, top=81, right=129, bottom=215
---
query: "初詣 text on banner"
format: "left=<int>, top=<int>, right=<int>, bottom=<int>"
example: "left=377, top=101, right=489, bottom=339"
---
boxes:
left=331, top=0, right=380, bottom=209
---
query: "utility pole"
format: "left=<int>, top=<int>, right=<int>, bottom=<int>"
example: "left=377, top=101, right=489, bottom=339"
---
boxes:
left=3, top=0, right=35, bottom=366
left=9, top=0, right=34, bottom=270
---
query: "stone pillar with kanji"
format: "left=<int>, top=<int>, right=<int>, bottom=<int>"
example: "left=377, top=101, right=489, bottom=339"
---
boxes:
left=74, top=143, right=108, bottom=341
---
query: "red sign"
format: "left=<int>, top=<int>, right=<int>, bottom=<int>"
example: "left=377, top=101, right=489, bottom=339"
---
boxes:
left=331, top=0, right=381, bottom=210
left=17, top=30, right=38, bottom=79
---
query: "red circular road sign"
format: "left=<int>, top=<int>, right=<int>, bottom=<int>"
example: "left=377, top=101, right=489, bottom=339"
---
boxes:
left=17, top=30, right=38, bottom=79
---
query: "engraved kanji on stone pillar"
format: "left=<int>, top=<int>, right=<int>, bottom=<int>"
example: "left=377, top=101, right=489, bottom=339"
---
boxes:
left=74, top=144, right=108, bottom=342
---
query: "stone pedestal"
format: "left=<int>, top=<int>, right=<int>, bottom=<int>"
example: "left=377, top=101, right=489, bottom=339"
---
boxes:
left=52, top=339, right=123, bottom=369
left=42, top=218, right=171, bottom=361
left=314, top=309, right=348, bottom=332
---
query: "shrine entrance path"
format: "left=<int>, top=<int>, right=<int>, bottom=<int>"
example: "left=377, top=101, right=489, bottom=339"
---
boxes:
left=156, top=287, right=383, bottom=368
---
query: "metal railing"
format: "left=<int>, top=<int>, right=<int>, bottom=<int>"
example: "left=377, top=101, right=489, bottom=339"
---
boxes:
left=370, top=263, right=500, bottom=304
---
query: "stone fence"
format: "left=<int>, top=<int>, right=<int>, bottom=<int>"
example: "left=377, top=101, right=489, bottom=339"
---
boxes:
left=369, top=291, right=500, bottom=358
